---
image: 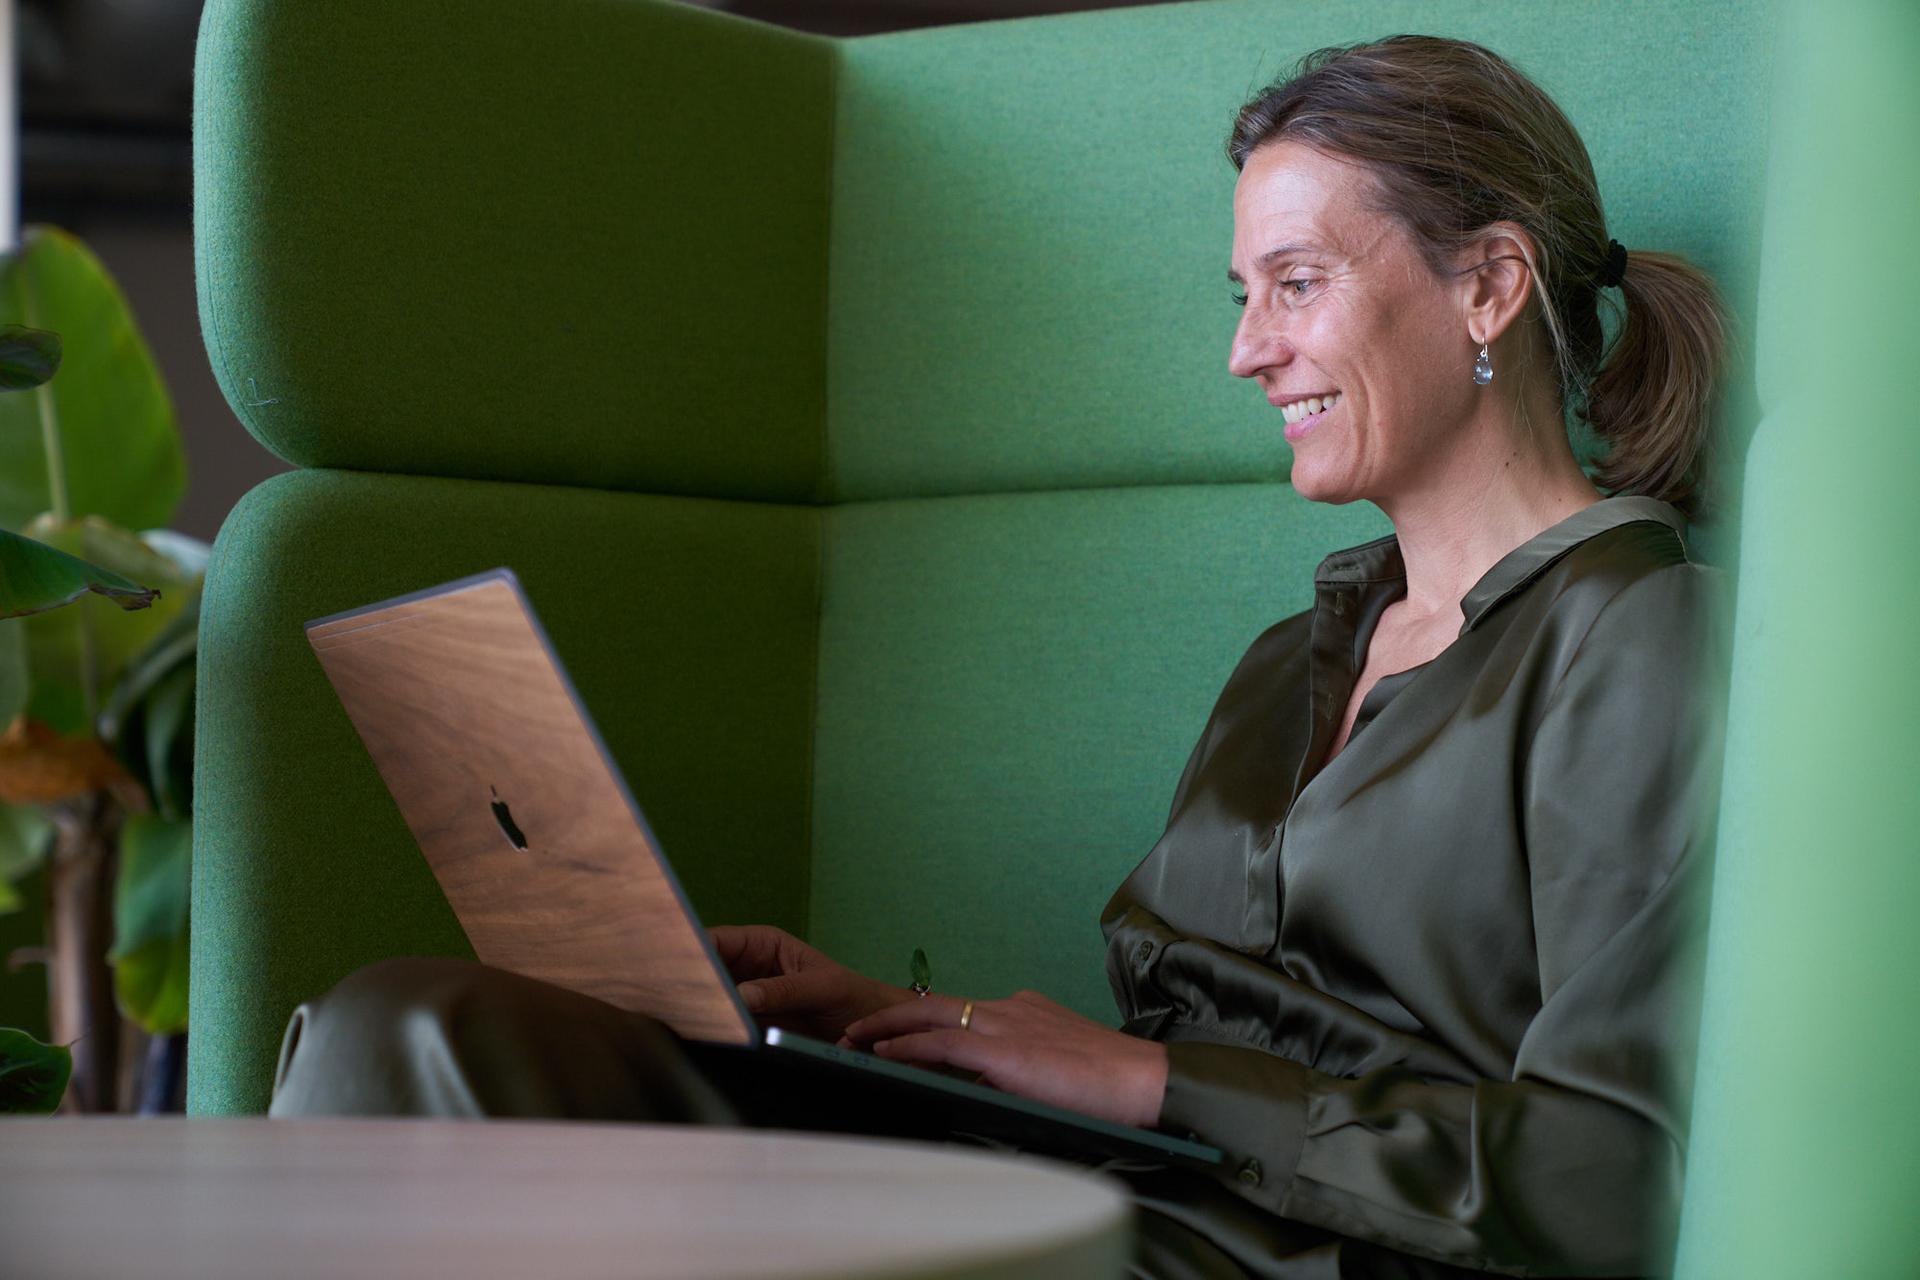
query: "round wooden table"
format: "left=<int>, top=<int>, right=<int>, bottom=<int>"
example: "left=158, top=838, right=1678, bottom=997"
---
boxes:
left=0, top=1116, right=1132, bottom=1278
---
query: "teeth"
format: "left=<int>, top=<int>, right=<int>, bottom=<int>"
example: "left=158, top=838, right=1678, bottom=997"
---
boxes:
left=1280, top=391, right=1341, bottom=424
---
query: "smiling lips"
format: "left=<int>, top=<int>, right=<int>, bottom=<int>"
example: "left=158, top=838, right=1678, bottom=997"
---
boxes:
left=1275, top=390, right=1341, bottom=422
left=1278, top=390, right=1342, bottom=443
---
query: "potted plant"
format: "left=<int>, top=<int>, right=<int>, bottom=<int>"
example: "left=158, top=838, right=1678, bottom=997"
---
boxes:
left=0, top=224, right=204, bottom=1114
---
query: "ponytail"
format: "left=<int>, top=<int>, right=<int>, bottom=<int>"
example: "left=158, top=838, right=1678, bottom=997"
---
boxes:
left=1578, top=250, right=1732, bottom=522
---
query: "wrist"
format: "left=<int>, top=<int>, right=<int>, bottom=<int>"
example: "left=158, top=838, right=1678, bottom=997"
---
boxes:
left=1133, top=1038, right=1170, bottom=1129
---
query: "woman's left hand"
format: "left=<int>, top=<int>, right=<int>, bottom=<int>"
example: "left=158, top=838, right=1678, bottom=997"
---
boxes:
left=842, top=990, right=1169, bottom=1130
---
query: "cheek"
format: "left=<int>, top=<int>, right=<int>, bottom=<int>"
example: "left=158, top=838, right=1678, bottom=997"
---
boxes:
left=1312, top=299, right=1401, bottom=404
left=1361, top=301, right=1456, bottom=396
left=1293, top=296, right=1371, bottom=366
left=1320, top=287, right=1401, bottom=351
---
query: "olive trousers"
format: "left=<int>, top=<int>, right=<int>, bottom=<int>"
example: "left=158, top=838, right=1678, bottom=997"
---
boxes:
left=266, top=957, right=1471, bottom=1280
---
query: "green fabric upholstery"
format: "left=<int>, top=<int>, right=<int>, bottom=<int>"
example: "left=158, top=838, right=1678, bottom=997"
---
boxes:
left=192, top=0, right=834, bottom=502
left=826, top=2, right=1769, bottom=507
left=1673, top=3, right=1920, bottom=1274
left=188, top=0, right=1852, bottom=1268
left=811, top=485, right=1387, bottom=1019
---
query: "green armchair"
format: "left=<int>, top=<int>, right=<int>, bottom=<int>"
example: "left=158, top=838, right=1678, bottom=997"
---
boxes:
left=189, top=0, right=1920, bottom=1272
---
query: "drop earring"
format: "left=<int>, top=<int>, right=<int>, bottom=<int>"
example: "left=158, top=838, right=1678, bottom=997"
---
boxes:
left=1472, top=342, right=1494, bottom=385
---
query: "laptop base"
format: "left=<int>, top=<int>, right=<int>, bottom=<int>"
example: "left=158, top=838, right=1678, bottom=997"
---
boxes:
left=683, top=1037, right=1215, bottom=1173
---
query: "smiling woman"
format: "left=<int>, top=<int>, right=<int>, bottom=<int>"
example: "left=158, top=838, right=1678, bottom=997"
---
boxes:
left=1097, top=33, right=1734, bottom=1278
left=262, top=32, right=1733, bottom=1280
left=1224, top=36, right=1728, bottom=525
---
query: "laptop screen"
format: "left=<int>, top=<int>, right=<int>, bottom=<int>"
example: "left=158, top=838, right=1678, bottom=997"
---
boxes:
left=308, top=568, right=756, bottom=1047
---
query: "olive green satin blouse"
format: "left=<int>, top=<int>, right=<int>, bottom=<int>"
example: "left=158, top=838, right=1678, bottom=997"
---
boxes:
left=1103, top=495, right=1731, bottom=1277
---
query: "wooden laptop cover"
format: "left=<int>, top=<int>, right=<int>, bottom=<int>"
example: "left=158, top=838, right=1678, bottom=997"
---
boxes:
left=307, top=573, right=754, bottom=1046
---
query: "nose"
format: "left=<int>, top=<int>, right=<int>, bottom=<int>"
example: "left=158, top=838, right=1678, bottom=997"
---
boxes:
left=1227, top=309, right=1288, bottom=381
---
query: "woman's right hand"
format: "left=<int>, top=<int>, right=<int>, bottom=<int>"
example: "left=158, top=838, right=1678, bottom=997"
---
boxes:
left=707, top=924, right=915, bottom=1044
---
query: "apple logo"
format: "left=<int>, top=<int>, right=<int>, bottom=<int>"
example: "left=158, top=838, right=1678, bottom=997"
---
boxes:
left=490, top=785, right=529, bottom=851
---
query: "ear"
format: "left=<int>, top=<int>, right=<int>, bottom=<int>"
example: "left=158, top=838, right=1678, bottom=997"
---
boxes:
left=1457, top=221, right=1537, bottom=348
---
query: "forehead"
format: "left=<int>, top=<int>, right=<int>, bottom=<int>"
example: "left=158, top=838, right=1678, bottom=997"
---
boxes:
left=1231, top=140, right=1387, bottom=264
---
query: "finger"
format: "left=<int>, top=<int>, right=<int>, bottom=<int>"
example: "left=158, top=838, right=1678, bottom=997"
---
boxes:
left=708, top=925, right=785, bottom=978
left=738, top=968, right=843, bottom=1014
left=845, top=994, right=973, bottom=1043
left=871, top=1029, right=1004, bottom=1077
left=707, top=924, right=751, bottom=968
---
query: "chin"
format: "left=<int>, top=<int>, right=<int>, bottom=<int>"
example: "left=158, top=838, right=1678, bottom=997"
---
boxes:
left=1285, top=462, right=1363, bottom=508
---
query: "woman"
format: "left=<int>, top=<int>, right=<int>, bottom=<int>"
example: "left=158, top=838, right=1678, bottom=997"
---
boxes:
left=271, top=34, right=1732, bottom=1280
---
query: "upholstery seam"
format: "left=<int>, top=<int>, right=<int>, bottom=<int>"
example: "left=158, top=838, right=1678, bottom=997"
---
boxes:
left=802, top=508, right=825, bottom=943
left=817, top=35, right=839, bottom=506
left=801, top=34, right=841, bottom=942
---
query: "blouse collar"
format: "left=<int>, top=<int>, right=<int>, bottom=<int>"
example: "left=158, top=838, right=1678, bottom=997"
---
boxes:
left=1311, top=495, right=1692, bottom=635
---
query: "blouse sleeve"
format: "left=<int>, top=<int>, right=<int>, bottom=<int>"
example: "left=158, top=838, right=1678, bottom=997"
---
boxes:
left=1154, top=562, right=1730, bottom=1277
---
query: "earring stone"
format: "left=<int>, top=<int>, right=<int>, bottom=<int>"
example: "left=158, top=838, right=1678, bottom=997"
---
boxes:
left=1472, top=343, right=1494, bottom=385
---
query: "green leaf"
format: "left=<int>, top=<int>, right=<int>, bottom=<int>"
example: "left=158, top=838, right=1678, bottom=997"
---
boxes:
left=109, top=813, right=191, bottom=1035
left=113, top=934, right=190, bottom=1037
left=0, top=226, right=186, bottom=533
left=0, top=526, right=159, bottom=620
left=139, top=664, right=195, bottom=822
left=0, top=324, right=61, bottom=391
left=111, top=813, right=190, bottom=959
left=0, top=1026, right=72, bottom=1113
left=138, top=529, right=210, bottom=580
left=101, top=600, right=198, bottom=819
left=0, top=802, right=53, bottom=885
left=99, top=594, right=199, bottom=744
left=19, top=515, right=191, bottom=738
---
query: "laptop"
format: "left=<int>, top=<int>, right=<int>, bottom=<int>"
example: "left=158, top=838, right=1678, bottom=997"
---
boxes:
left=306, top=566, right=1222, bottom=1170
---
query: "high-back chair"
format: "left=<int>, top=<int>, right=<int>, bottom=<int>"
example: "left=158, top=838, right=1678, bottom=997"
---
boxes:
left=192, top=0, right=1831, bottom=1270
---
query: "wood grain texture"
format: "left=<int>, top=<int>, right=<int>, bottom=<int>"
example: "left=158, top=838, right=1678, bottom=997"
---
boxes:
left=309, top=576, right=753, bottom=1045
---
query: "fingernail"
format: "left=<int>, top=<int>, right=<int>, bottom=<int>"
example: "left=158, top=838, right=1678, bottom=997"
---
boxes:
left=741, top=985, right=763, bottom=1010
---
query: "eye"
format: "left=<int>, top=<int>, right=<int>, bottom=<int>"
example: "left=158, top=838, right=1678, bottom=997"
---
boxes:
left=1230, top=278, right=1318, bottom=309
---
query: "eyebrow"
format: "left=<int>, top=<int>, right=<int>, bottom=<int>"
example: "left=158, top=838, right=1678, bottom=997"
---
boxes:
left=1226, top=242, right=1328, bottom=285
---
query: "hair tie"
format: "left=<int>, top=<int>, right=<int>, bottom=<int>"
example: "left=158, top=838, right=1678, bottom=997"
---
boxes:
left=1597, top=238, right=1628, bottom=288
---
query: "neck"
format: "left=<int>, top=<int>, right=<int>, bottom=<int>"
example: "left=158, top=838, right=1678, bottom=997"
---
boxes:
left=1376, top=392, right=1604, bottom=622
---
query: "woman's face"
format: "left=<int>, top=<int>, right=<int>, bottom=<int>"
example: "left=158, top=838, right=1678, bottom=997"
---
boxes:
left=1228, top=140, right=1481, bottom=507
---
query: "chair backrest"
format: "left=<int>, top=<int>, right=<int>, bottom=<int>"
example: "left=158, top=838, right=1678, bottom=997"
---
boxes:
left=190, top=0, right=1774, bottom=1213
left=804, top=0, right=1769, bottom=1018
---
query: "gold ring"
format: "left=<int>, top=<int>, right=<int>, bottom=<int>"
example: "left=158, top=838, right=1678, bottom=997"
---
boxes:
left=959, top=1000, right=975, bottom=1031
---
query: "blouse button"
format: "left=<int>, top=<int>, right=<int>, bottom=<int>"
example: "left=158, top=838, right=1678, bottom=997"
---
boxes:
left=1236, top=1158, right=1264, bottom=1188
left=1135, top=941, right=1154, bottom=965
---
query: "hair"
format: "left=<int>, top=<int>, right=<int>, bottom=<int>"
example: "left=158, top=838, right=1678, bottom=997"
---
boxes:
left=1226, top=35, right=1731, bottom=520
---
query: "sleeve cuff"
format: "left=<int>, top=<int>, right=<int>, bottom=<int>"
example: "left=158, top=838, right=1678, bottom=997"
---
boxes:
left=1157, top=1038, right=1312, bottom=1214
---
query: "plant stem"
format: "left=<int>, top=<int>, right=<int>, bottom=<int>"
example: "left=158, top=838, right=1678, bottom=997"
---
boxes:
left=15, top=251, right=70, bottom=524
left=16, top=244, right=99, bottom=722
left=47, top=791, right=122, bottom=1112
